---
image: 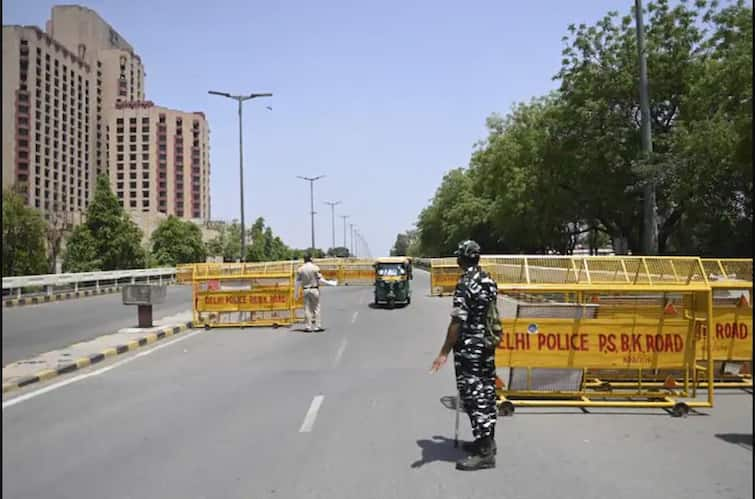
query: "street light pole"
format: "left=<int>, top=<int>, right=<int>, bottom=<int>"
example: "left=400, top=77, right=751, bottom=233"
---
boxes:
left=297, top=175, right=325, bottom=251
left=208, top=90, right=272, bottom=262
left=323, top=200, right=341, bottom=251
left=634, top=0, right=658, bottom=255
left=349, top=224, right=354, bottom=255
left=339, top=215, right=349, bottom=252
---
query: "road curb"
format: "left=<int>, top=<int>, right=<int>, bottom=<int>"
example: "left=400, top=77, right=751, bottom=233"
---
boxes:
left=3, top=286, right=121, bottom=308
left=2, top=321, right=194, bottom=394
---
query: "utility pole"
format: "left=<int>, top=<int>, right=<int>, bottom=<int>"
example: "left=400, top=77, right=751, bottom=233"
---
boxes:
left=323, top=200, right=341, bottom=251
left=339, top=215, right=350, bottom=254
left=634, top=0, right=658, bottom=255
left=297, top=175, right=325, bottom=251
left=208, top=90, right=272, bottom=261
left=349, top=224, right=354, bottom=255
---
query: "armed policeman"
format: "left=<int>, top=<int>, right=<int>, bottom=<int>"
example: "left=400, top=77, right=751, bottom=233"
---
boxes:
left=431, top=240, right=499, bottom=471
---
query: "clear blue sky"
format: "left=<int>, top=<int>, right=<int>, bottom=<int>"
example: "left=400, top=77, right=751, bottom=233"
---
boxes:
left=5, top=0, right=640, bottom=256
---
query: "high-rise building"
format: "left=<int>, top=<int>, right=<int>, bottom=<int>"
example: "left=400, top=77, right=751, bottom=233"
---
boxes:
left=2, top=26, right=94, bottom=217
left=107, top=102, right=210, bottom=221
left=2, top=5, right=210, bottom=234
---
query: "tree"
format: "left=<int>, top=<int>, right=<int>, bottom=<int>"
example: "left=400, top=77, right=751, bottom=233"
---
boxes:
left=390, top=230, right=419, bottom=256
left=63, top=175, right=146, bottom=271
left=326, top=246, right=351, bottom=257
left=413, top=0, right=752, bottom=257
left=62, top=224, right=101, bottom=272
left=150, top=216, right=207, bottom=266
left=45, top=208, right=74, bottom=273
left=2, top=188, right=48, bottom=276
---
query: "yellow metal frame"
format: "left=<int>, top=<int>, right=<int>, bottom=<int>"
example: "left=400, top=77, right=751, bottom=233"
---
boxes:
left=189, top=262, right=303, bottom=328
left=491, top=256, right=715, bottom=416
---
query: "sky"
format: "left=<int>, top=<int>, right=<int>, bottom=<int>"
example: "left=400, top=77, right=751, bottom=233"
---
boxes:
left=5, top=0, right=643, bottom=256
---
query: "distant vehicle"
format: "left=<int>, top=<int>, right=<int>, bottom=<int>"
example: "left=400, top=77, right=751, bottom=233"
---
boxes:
left=373, top=257, right=412, bottom=307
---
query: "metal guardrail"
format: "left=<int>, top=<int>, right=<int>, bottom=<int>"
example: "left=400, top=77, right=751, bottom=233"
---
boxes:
left=2, top=268, right=177, bottom=300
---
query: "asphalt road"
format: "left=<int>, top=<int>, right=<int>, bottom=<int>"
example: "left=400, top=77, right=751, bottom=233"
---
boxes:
left=1, top=285, right=193, bottom=365
left=3, top=271, right=752, bottom=499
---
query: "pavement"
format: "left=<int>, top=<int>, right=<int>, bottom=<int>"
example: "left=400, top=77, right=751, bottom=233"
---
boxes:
left=2, top=270, right=752, bottom=499
left=1, top=284, right=193, bottom=365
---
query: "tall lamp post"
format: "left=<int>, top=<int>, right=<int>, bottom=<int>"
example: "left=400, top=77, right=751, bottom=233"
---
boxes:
left=208, top=89, right=272, bottom=262
left=297, top=175, right=325, bottom=251
left=634, top=0, right=658, bottom=255
left=339, top=215, right=350, bottom=254
left=323, top=200, right=341, bottom=252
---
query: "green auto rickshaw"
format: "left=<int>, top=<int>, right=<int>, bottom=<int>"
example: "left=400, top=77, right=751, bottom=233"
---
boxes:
left=373, top=257, right=412, bottom=307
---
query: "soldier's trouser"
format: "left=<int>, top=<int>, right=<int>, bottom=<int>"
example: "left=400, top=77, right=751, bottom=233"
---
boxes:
left=303, top=288, right=321, bottom=329
left=454, top=340, right=497, bottom=440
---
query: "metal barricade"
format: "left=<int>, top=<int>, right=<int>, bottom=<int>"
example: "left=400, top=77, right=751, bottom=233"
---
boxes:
left=340, top=259, right=376, bottom=286
left=695, top=258, right=753, bottom=388
left=191, top=262, right=303, bottom=328
left=429, top=258, right=460, bottom=296
left=493, top=256, right=714, bottom=417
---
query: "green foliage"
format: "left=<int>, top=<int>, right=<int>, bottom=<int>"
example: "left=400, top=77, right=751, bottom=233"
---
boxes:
left=415, top=0, right=752, bottom=257
left=62, top=224, right=101, bottom=272
left=326, top=246, right=351, bottom=257
left=63, top=175, right=146, bottom=271
left=2, top=188, right=48, bottom=276
left=246, top=217, right=297, bottom=262
left=390, top=230, right=419, bottom=256
left=150, top=216, right=207, bottom=266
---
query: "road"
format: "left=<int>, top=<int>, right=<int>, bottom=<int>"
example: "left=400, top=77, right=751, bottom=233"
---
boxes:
left=3, top=271, right=752, bottom=499
left=1, top=285, right=193, bottom=365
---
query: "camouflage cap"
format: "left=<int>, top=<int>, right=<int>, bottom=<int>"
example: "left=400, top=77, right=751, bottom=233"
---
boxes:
left=453, top=240, right=481, bottom=259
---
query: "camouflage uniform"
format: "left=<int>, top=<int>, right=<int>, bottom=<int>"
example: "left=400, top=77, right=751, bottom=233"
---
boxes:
left=451, top=258, right=498, bottom=441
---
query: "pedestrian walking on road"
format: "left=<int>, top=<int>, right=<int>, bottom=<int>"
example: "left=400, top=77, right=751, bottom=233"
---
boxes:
left=430, top=240, right=499, bottom=471
left=296, top=254, right=325, bottom=332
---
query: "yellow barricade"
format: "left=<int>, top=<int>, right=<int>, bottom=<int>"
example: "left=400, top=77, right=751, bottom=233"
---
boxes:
left=429, top=258, right=460, bottom=296
left=695, top=258, right=753, bottom=387
left=339, top=259, right=376, bottom=285
left=493, top=256, right=714, bottom=417
left=191, top=262, right=303, bottom=328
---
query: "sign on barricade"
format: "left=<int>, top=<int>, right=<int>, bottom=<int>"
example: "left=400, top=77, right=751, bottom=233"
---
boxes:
left=191, top=263, right=302, bottom=328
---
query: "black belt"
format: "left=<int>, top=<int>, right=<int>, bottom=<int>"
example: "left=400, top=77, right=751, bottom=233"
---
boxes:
left=304, top=286, right=319, bottom=289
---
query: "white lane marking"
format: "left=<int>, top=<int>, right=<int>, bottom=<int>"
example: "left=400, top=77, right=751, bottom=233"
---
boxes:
left=333, top=338, right=348, bottom=367
left=2, top=330, right=202, bottom=410
left=299, top=395, right=324, bottom=432
left=351, top=311, right=359, bottom=324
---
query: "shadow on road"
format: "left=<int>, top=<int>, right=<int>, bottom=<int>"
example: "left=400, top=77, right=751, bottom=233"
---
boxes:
left=715, top=433, right=753, bottom=451
left=411, top=435, right=466, bottom=469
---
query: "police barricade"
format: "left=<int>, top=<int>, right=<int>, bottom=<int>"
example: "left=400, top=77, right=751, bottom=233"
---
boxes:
left=493, top=256, right=714, bottom=417
left=191, top=262, right=304, bottom=328
left=429, top=258, right=460, bottom=296
left=313, top=259, right=344, bottom=283
left=340, top=259, right=376, bottom=285
left=176, top=263, right=195, bottom=284
left=695, top=258, right=753, bottom=388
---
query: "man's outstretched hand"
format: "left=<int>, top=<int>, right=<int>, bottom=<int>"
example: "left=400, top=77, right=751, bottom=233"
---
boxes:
left=430, top=354, right=448, bottom=373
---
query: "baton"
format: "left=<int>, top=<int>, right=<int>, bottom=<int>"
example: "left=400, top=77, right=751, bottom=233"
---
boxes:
left=454, top=389, right=461, bottom=448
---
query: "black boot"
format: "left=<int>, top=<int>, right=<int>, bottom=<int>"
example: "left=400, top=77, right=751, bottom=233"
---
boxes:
left=456, top=436, right=496, bottom=471
left=461, top=438, right=497, bottom=455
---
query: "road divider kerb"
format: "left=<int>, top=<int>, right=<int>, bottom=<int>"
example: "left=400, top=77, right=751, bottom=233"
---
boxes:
left=2, top=287, right=121, bottom=308
left=1, top=321, right=193, bottom=394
